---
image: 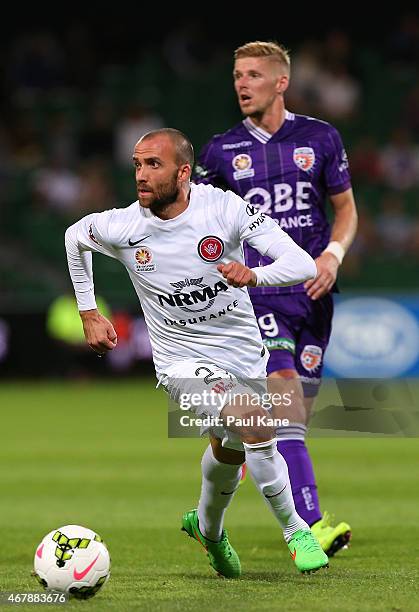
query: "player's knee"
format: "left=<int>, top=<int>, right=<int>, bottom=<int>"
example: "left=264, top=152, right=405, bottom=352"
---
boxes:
left=209, top=436, right=244, bottom=465
left=239, top=431, right=273, bottom=446
left=303, top=396, right=316, bottom=421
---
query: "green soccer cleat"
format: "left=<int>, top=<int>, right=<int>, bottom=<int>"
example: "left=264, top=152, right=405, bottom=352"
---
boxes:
left=311, top=511, right=352, bottom=557
left=181, top=509, right=241, bottom=578
left=287, top=529, right=329, bottom=574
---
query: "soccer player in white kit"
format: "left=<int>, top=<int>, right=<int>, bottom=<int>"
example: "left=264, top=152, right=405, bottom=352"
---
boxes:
left=65, top=128, right=329, bottom=576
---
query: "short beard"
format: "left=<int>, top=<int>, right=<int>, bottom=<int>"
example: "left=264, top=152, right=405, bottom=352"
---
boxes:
left=149, top=185, right=179, bottom=216
left=139, top=169, right=179, bottom=215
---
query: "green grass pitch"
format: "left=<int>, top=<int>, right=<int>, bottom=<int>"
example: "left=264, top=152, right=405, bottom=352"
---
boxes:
left=0, top=380, right=418, bottom=611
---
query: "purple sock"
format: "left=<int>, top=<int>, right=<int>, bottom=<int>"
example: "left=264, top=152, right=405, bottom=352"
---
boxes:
left=277, top=439, right=322, bottom=526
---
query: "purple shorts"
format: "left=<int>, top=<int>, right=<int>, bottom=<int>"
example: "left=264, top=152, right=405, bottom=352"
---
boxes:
left=251, top=293, right=334, bottom=397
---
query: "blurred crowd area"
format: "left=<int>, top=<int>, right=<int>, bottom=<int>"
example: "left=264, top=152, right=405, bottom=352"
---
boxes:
left=1, top=15, right=419, bottom=310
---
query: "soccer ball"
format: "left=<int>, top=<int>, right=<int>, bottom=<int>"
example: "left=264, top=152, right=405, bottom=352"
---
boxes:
left=33, top=525, right=110, bottom=600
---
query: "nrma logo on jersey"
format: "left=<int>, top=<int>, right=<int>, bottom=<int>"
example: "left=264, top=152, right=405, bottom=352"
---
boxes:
left=324, top=297, right=419, bottom=377
left=158, top=278, right=229, bottom=313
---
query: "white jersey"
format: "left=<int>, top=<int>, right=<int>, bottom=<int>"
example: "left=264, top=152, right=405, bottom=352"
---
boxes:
left=65, top=183, right=316, bottom=378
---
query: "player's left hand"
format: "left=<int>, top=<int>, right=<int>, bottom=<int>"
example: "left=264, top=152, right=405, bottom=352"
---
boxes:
left=217, top=261, right=257, bottom=288
left=304, top=252, right=339, bottom=300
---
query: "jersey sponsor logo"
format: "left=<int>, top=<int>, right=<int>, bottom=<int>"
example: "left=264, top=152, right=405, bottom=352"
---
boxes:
left=339, top=148, right=349, bottom=172
left=198, top=236, right=224, bottom=262
left=248, top=213, right=265, bottom=231
left=300, top=345, right=323, bottom=372
left=293, top=147, right=316, bottom=172
left=163, top=299, right=239, bottom=327
left=232, top=153, right=255, bottom=180
left=129, top=234, right=151, bottom=246
left=244, top=183, right=315, bottom=230
left=246, top=203, right=258, bottom=216
left=244, top=182, right=312, bottom=215
left=222, top=140, right=253, bottom=150
left=158, top=278, right=229, bottom=313
left=277, top=215, right=313, bottom=229
left=135, top=248, right=156, bottom=272
left=89, top=223, right=102, bottom=246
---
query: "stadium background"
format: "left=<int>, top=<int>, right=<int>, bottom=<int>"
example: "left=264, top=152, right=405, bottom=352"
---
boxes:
left=1, top=11, right=418, bottom=611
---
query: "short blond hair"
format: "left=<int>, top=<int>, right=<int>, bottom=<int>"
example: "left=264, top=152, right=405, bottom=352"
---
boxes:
left=234, top=41, right=290, bottom=75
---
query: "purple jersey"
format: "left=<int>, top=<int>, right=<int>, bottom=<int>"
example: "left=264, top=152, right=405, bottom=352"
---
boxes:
left=193, top=111, right=352, bottom=295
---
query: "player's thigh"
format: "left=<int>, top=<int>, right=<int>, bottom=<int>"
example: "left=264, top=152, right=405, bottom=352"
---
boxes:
left=296, top=293, right=334, bottom=399
left=159, top=360, right=237, bottom=417
left=159, top=359, right=251, bottom=451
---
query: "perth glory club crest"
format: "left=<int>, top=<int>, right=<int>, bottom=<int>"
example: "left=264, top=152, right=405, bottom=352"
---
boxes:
left=293, top=147, right=316, bottom=172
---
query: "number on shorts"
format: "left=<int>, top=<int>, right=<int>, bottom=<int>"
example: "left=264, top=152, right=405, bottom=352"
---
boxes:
left=194, top=366, right=223, bottom=385
left=257, top=313, right=279, bottom=337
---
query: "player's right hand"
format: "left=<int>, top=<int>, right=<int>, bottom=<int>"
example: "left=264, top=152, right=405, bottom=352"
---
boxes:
left=217, top=261, right=257, bottom=288
left=79, top=309, right=118, bottom=355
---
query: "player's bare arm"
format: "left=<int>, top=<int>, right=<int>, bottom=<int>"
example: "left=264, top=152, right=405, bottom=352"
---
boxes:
left=305, top=188, right=358, bottom=300
left=217, top=262, right=257, bottom=288
left=79, top=309, right=118, bottom=355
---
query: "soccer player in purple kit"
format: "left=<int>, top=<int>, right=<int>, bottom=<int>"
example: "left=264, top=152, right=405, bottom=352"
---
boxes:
left=193, top=41, right=358, bottom=557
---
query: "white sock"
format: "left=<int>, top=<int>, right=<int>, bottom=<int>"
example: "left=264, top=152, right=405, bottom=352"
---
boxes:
left=197, top=445, right=242, bottom=541
left=243, top=439, right=308, bottom=542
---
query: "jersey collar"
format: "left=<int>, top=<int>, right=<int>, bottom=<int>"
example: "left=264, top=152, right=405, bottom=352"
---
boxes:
left=243, top=110, right=295, bottom=144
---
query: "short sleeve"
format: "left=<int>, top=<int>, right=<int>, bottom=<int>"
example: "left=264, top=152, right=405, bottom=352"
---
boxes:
left=324, top=127, right=352, bottom=195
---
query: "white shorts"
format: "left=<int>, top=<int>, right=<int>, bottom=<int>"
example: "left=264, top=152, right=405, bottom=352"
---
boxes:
left=158, top=357, right=268, bottom=451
